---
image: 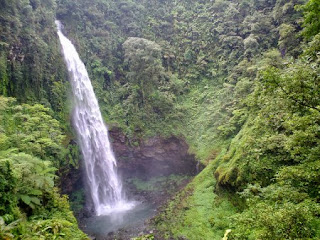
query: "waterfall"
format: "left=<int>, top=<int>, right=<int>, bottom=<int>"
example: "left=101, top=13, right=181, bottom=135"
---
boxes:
left=55, top=20, right=133, bottom=216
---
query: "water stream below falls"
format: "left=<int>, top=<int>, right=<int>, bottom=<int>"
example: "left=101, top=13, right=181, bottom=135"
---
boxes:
left=82, top=203, right=156, bottom=239
left=56, top=20, right=135, bottom=216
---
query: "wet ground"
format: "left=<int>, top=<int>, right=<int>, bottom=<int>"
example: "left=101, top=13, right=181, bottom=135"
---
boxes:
left=78, top=175, right=191, bottom=239
left=81, top=202, right=156, bottom=240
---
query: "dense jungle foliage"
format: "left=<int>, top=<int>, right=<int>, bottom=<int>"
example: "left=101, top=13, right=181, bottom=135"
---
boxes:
left=0, top=0, right=319, bottom=239
left=0, top=97, right=87, bottom=239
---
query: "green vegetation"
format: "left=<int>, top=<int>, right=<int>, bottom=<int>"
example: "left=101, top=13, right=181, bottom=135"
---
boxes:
left=69, top=190, right=86, bottom=216
left=0, top=0, right=319, bottom=239
left=0, top=96, right=87, bottom=239
left=152, top=0, right=320, bottom=238
left=131, top=234, right=155, bottom=240
left=154, top=160, right=236, bottom=239
left=127, top=175, right=190, bottom=193
left=0, top=0, right=68, bottom=108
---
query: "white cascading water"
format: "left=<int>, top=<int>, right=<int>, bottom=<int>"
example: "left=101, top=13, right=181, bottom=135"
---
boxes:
left=56, top=20, right=134, bottom=216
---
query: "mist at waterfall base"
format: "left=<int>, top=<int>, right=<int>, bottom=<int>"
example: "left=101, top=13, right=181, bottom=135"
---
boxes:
left=56, top=20, right=136, bottom=217
left=82, top=203, right=156, bottom=238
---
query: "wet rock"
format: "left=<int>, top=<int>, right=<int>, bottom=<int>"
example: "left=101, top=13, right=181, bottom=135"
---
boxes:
left=59, top=166, right=82, bottom=195
left=109, top=128, right=198, bottom=179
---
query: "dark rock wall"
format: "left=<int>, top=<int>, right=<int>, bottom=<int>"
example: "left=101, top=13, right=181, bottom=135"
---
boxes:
left=109, top=128, right=198, bottom=179
left=61, top=128, right=198, bottom=194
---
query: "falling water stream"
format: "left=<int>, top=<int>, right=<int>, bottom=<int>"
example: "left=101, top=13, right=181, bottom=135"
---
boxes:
left=55, top=20, right=135, bottom=216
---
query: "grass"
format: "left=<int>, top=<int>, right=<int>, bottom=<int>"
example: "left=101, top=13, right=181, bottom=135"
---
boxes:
left=153, top=156, right=237, bottom=240
left=127, top=175, right=191, bottom=193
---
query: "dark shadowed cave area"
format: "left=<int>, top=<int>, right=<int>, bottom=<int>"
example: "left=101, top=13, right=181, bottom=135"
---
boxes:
left=109, top=128, right=199, bottom=179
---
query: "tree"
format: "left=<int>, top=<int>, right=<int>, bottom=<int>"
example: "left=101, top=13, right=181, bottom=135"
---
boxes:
left=299, top=0, right=320, bottom=39
left=123, top=37, right=165, bottom=107
left=0, top=96, right=66, bottom=167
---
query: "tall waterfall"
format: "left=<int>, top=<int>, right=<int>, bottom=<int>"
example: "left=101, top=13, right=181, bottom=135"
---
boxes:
left=56, top=21, right=133, bottom=216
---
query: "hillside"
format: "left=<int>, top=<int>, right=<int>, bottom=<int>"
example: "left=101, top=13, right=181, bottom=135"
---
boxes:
left=0, top=0, right=319, bottom=239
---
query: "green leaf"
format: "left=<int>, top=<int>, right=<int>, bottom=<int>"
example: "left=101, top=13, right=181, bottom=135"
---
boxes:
left=30, top=196, right=41, bottom=205
left=20, top=195, right=31, bottom=205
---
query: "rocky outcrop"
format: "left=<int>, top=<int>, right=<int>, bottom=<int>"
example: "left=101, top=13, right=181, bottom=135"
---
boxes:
left=109, top=128, right=198, bottom=179
left=61, top=128, right=198, bottom=195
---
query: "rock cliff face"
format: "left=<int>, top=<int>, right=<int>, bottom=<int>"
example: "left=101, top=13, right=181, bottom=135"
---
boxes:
left=109, top=128, right=198, bottom=179
left=61, top=128, right=198, bottom=195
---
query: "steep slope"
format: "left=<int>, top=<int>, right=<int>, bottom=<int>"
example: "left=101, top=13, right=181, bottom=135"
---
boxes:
left=0, top=1, right=87, bottom=238
left=55, top=0, right=320, bottom=239
left=0, top=96, right=87, bottom=239
left=153, top=1, right=320, bottom=239
left=0, top=0, right=68, bottom=109
left=56, top=0, right=305, bottom=151
left=0, top=0, right=319, bottom=239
